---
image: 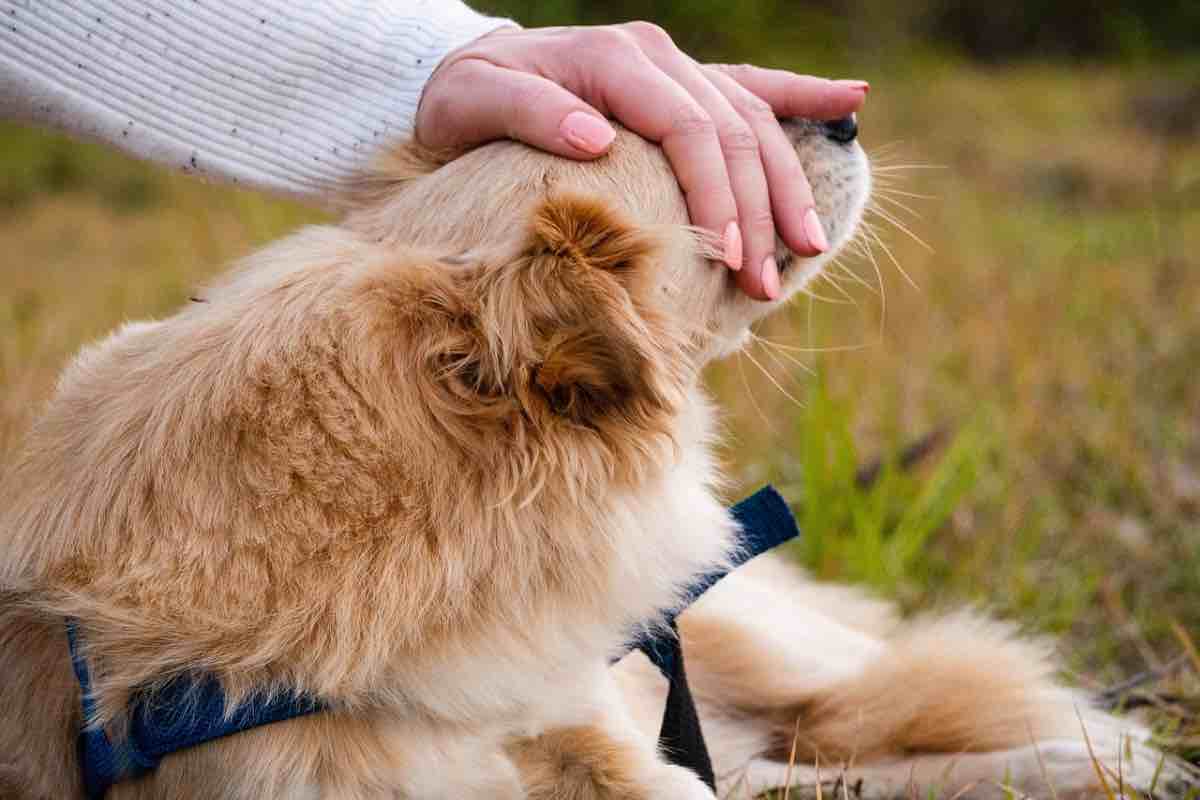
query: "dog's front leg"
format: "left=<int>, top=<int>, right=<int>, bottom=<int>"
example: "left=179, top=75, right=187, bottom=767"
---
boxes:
left=509, top=665, right=716, bottom=800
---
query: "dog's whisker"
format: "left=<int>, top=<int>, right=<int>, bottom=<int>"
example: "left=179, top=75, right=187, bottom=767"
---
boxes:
left=740, top=344, right=804, bottom=409
left=866, top=139, right=907, bottom=156
left=871, top=186, right=934, bottom=200
left=749, top=330, right=816, bottom=373
left=794, top=282, right=857, bottom=306
left=816, top=270, right=862, bottom=307
left=870, top=163, right=946, bottom=172
left=816, top=268, right=851, bottom=293
left=871, top=192, right=922, bottom=219
left=753, top=341, right=813, bottom=400
left=867, top=205, right=934, bottom=253
left=735, top=349, right=776, bottom=431
left=752, top=335, right=816, bottom=377
left=747, top=337, right=873, bottom=354
left=847, top=227, right=888, bottom=334
left=862, top=221, right=919, bottom=292
left=830, top=257, right=878, bottom=296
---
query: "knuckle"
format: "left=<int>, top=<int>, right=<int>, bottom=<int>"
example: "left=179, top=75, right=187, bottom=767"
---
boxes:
left=721, top=63, right=757, bottom=83
left=444, top=57, right=489, bottom=84
left=719, top=123, right=759, bottom=157
left=624, top=20, right=671, bottom=48
left=416, top=83, right=459, bottom=140
left=744, top=207, right=776, bottom=236
left=511, top=78, right=553, bottom=110
left=433, top=58, right=492, bottom=107
left=739, top=94, right=775, bottom=122
left=670, top=104, right=715, bottom=139
left=580, top=26, right=636, bottom=54
left=509, top=83, right=556, bottom=133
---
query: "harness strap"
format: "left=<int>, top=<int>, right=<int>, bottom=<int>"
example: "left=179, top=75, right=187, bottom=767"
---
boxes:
left=629, top=485, right=800, bottom=675
left=68, top=622, right=323, bottom=799
left=631, top=485, right=799, bottom=792
left=69, top=485, right=799, bottom=798
left=654, top=620, right=716, bottom=790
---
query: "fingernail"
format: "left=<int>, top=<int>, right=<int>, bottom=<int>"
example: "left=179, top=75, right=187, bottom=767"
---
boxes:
left=837, top=80, right=870, bottom=94
left=803, top=208, right=829, bottom=253
left=722, top=221, right=743, bottom=270
left=762, top=256, right=781, bottom=300
left=560, top=111, right=615, bottom=154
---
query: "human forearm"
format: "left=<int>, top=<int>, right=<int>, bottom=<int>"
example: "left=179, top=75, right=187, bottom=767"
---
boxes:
left=0, top=0, right=511, bottom=205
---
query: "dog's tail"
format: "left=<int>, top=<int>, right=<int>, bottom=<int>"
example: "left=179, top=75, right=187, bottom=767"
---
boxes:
left=615, top=554, right=1198, bottom=799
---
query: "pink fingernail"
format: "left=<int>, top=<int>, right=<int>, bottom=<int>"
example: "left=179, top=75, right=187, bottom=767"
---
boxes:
left=560, top=111, right=615, bottom=154
left=723, top=221, right=743, bottom=270
left=804, top=208, right=829, bottom=253
left=837, top=80, right=870, bottom=94
left=762, top=256, right=781, bottom=300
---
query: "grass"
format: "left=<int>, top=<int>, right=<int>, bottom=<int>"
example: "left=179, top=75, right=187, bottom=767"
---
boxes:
left=1, top=55, right=1198, bottom=781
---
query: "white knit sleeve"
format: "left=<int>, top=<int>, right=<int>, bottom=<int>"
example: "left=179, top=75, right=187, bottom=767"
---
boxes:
left=0, top=0, right=514, bottom=205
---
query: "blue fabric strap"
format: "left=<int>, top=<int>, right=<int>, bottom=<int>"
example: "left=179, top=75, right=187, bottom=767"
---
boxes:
left=68, top=485, right=798, bottom=798
left=631, top=485, right=799, bottom=790
left=67, top=623, right=324, bottom=799
left=631, top=484, right=800, bottom=676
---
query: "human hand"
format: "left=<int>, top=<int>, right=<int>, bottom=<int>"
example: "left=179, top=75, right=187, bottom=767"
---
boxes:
left=415, top=23, right=868, bottom=300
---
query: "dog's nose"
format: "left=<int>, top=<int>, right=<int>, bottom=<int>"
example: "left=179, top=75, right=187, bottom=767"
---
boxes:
left=822, top=115, right=858, bottom=144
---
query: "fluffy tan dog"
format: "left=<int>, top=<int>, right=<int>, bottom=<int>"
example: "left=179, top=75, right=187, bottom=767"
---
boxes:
left=0, top=121, right=1191, bottom=799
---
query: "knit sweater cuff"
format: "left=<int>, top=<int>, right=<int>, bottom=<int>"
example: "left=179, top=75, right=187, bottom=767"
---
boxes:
left=0, top=1, right=514, bottom=205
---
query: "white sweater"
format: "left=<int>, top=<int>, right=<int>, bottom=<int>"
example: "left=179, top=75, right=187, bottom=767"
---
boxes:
left=0, top=0, right=511, bottom=204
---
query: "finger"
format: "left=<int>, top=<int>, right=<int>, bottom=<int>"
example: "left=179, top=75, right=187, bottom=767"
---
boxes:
left=710, top=65, right=868, bottom=120
left=705, top=67, right=829, bottom=279
left=558, top=30, right=741, bottom=267
left=416, top=58, right=616, bottom=159
left=622, top=22, right=777, bottom=300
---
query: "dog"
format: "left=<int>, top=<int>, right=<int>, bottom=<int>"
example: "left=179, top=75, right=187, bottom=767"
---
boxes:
left=0, top=116, right=1193, bottom=799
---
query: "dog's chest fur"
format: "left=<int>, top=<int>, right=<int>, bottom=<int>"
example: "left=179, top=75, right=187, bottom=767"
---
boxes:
left=389, top=387, right=735, bottom=731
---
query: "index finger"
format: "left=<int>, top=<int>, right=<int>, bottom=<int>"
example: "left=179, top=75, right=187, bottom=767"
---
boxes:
left=570, top=46, right=742, bottom=266
left=711, top=66, right=868, bottom=120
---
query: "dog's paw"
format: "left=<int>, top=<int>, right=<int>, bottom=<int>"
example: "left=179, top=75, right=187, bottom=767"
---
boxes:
left=511, top=726, right=718, bottom=800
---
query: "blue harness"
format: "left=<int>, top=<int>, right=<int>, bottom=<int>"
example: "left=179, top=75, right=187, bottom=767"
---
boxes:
left=69, top=485, right=799, bottom=798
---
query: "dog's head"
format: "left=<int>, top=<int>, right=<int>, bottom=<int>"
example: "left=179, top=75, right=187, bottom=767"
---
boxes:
left=322, top=118, right=874, bottom=501
left=345, top=117, right=868, bottom=482
left=349, top=116, right=870, bottom=372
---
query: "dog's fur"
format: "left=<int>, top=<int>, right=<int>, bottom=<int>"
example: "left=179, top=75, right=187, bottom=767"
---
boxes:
left=0, top=122, right=1192, bottom=799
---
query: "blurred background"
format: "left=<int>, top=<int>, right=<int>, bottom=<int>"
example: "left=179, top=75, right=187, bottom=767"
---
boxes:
left=2, top=0, right=1198, bottom=762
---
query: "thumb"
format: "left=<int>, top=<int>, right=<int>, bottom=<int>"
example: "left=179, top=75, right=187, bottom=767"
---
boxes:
left=416, top=59, right=615, bottom=159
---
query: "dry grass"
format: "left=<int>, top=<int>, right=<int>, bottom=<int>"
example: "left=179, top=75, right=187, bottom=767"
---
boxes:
left=1, top=59, right=1198, bottom=778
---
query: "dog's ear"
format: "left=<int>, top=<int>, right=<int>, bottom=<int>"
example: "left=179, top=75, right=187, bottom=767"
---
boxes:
left=526, top=195, right=656, bottom=278
left=517, top=196, right=673, bottom=426
left=533, top=322, right=646, bottom=424
left=426, top=194, right=683, bottom=434
left=351, top=193, right=686, bottom=476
